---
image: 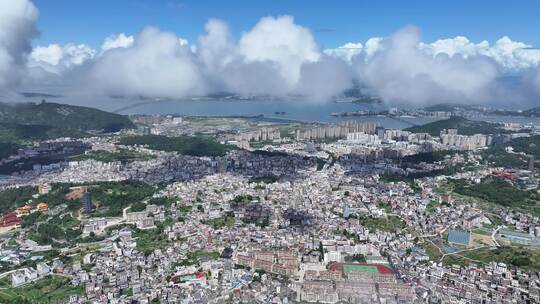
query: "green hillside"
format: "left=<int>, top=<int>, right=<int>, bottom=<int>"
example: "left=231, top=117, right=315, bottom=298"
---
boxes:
left=0, top=142, right=21, bottom=159
left=405, top=116, right=503, bottom=136
left=120, top=135, right=234, bottom=157
left=0, top=101, right=134, bottom=132
left=0, top=101, right=135, bottom=159
left=0, top=122, right=87, bottom=142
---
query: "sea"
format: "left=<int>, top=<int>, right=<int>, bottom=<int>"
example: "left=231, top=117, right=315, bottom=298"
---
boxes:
left=114, top=98, right=540, bottom=130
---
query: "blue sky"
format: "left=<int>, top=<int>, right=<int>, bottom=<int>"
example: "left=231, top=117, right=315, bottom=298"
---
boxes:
left=32, top=0, right=540, bottom=48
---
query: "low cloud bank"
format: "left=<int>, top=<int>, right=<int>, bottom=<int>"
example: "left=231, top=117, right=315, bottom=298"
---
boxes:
left=2, top=0, right=540, bottom=108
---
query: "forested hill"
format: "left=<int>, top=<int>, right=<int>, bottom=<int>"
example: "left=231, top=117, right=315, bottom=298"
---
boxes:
left=0, top=101, right=134, bottom=133
left=405, top=116, right=504, bottom=136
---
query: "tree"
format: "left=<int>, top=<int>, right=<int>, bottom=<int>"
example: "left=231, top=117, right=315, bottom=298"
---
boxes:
left=344, top=253, right=366, bottom=263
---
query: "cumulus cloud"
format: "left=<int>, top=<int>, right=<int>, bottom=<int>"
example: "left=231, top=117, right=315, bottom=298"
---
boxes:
left=28, top=33, right=135, bottom=74
left=197, top=19, right=236, bottom=73
left=531, top=68, right=540, bottom=95
left=0, top=0, right=39, bottom=90
left=87, top=27, right=205, bottom=98
left=353, top=26, right=499, bottom=105
left=238, top=16, right=320, bottom=86
left=29, top=43, right=95, bottom=73
left=327, top=35, right=540, bottom=72
left=419, top=36, right=540, bottom=70
left=2, top=0, right=538, bottom=106
left=324, top=42, right=363, bottom=62
left=325, top=38, right=383, bottom=63
left=196, top=19, right=288, bottom=96
left=78, top=15, right=348, bottom=101
left=101, top=33, right=134, bottom=52
left=295, top=56, right=353, bottom=101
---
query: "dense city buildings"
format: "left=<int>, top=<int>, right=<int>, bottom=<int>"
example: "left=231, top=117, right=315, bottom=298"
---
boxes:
left=0, top=113, right=539, bottom=304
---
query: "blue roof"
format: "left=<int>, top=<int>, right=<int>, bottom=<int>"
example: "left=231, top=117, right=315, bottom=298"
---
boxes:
left=448, top=230, right=470, bottom=246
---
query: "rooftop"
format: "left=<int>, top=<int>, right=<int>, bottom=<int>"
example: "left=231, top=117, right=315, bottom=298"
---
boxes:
left=329, top=263, right=394, bottom=274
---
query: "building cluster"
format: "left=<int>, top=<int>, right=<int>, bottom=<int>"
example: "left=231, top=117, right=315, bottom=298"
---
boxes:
left=0, top=187, right=49, bottom=232
left=439, top=129, right=489, bottom=150
left=234, top=127, right=281, bottom=142
left=11, top=262, right=53, bottom=287
left=2, top=115, right=540, bottom=303
left=346, top=132, right=381, bottom=145
left=0, top=140, right=90, bottom=166
left=295, top=121, right=377, bottom=141
left=125, top=204, right=166, bottom=229
left=300, top=263, right=414, bottom=303
left=419, top=262, right=540, bottom=302
left=236, top=250, right=299, bottom=276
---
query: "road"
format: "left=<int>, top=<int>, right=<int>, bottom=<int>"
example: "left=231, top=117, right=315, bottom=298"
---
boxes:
left=491, top=226, right=502, bottom=247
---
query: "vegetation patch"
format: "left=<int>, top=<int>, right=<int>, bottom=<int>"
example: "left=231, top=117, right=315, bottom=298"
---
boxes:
left=203, top=216, right=235, bottom=229
left=0, top=101, right=134, bottom=132
left=74, top=149, right=155, bottom=163
left=178, top=250, right=220, bottom=266
left=120, top=135, right=234, bottom=157
left=0, top=142, right=22, bottom=159
left=480, top=145, right=525, bottom=168
left=404, top=116, right=504, bottom=136
left=356, top=215, right=406, bottom=232
left=451, top=178, right=540, bottom=216
left=91, top=181, right=156, bottom=217
left=401, top=151, right=463, bottom=165
left=133, top=222, right=170, bottom=256
left=443, top=246, right=540, bottom=273
left=249, top=175, right=278, bottom=184
left=0, top=275, right=83, bottom=304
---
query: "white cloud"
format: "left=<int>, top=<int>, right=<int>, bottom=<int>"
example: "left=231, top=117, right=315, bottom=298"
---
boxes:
left=419, top=36, right=540, bottom=70
left=197, top=19, right=236, bottom=72
left=354, top=26, right=499, bottom=105
left=295, top=56, right=353, bottom=101
left=328, top=35, right=540, bottom=71
left=195, top=17, right=292, bottom=97
left=28, top=32, right=190, bottom=76
left=29, top=43, right=95, bottom=73
left=80, top=16, right=349, bottom=101
left=533, top=69, right=540, bottom=94
left=419, top=36, right=489, bottom=58
left=364, top=38, right=384, bottom=58
left=325, top=38, right=385, bottom=64
left=194, top=15, right=348, bottom=100
left=101, top=33, right=134, bottom=51
left=324, top=42, right=363, bottom=62
left=238, top=16, right=320, bottom=86
left=0, top=0, right=536, bottom=106
left=87, top=27, right=205, bottom=98
left=0, top=0, right=38, bottom=90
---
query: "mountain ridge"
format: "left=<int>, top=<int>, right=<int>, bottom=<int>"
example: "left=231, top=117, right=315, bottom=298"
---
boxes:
left=0, top=101, right=134, bottom=132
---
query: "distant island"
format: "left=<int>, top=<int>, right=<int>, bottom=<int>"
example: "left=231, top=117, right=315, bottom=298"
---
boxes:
left=404, top=116, right=507, bottom=136
left=422, top=103, right=540, bottom=118
left=0, top=101, right=134, bottom=158
left=0, top=101, right=134, bottom=134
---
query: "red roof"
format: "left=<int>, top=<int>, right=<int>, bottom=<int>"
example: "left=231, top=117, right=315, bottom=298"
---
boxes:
left=0, top=212, right=21, bottom=227
left=3, top=212, right=18, bottom=219
left=195, top=273, right=206, bottom=279
left=328, top=263, right=394, bottom=275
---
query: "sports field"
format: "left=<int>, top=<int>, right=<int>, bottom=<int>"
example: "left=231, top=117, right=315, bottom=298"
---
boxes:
left=343, top=264, right=379, bottom=273
left=329, top=263, right=394, bottom=274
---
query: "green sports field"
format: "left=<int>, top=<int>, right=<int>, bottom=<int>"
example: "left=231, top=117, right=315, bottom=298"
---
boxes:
left=343, top=265, right=379, bottom=273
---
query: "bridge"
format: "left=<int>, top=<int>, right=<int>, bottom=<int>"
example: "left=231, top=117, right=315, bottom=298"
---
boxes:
left=112, top=100, right=166, bottom=114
